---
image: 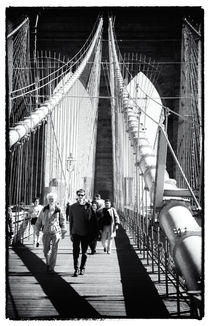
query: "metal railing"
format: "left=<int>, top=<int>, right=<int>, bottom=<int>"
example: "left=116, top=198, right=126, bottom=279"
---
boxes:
left=9, top=207, right=32, bottom=245
left=119, top=207, right=202, bottom=318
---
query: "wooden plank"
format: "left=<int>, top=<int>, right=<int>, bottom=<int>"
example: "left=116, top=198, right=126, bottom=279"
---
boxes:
left=7, top=225, right=170, bottom=319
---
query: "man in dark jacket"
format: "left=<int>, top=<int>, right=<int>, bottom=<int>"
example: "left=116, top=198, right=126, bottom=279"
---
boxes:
left=69, top=189, right=92, bottom=276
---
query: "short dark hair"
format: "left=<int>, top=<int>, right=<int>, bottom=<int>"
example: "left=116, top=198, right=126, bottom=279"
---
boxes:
left=105, top=199, right=111, bottom=203
left=33, top=197, right=40, bottom=203
left=76, top=189, right=85, bottom=195
left=95, top=194, right=101, bottom=198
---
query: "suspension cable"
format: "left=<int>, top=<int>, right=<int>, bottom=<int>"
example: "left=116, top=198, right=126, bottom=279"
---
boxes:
left=112, top=26, right=201, bottom=128
left=10, top=16, right=102, bottom=98
left=7, top=17, right=29, bottom=39
left=160, top=126, right=201, bottom=210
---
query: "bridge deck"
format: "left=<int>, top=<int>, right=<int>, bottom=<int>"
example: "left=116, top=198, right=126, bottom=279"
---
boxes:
left=7, top=225, right=188, bottom=319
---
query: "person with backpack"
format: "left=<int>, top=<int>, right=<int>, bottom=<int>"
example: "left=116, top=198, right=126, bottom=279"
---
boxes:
left=101, top=199, right=120, bottom=254
left=35, top=192, right=67, bottom=274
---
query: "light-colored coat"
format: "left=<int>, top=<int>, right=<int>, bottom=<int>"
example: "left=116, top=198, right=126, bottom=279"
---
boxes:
left=35, top=205, right=67, bottom=236
left=35, top=205, right=67, bottom=271
left=102, top=207, right=120, bottom=238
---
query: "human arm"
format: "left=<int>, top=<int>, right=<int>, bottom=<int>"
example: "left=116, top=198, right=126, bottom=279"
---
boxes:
left=113, top=208, right=120, bottom=225
left=112, top=208, right=120, bottom=232
left=69, top=207, right=73, bottom=241
left=59, top=210, right=67, bottom=239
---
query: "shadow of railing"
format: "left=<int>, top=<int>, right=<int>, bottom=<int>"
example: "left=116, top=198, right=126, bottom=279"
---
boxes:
left=8, top=244, right=101, bottom=320
left=115, top=225, right=170, bottom=318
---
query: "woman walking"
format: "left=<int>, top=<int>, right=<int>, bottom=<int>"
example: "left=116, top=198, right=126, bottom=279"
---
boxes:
left=29, top=197, right=43, bottom=246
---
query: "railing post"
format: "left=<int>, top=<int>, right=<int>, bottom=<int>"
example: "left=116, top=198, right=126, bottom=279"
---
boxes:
left=164, top=236, right=169, bottom=297
left=157, top=225, right=161, bottom=283
left=151, top=223, right=154, bottom=273
left=139, top=214, right=142, bottom=253
left=176, top=271, right=181, bottom=317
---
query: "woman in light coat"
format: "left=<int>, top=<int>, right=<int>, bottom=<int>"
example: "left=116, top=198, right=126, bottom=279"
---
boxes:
left=100, top=199, right=120, bottom=254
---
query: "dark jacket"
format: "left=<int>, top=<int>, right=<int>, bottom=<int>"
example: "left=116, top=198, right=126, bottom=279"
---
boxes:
left=69, top=202, right=92, bottom=236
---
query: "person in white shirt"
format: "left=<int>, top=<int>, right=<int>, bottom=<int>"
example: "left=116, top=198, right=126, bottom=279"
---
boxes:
left=35, top=192, right=67, bottom=274
left=29, top=197, right=43, bottom=246
left=94, top=194, right=105, bottom=213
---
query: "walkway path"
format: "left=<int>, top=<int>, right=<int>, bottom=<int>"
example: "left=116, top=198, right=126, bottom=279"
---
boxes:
left=7, top=225, right=170, bottom=319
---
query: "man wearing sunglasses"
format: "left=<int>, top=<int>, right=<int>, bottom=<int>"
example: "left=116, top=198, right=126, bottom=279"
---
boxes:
left=69, top=189, right=92, bottom=276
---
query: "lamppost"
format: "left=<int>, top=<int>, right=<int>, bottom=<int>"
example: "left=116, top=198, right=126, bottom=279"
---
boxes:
left=66, top=153, right=76, bottom=200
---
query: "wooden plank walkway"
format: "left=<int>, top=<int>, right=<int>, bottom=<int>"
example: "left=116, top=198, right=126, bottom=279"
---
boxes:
left=7, top=224, right=170, bottom=320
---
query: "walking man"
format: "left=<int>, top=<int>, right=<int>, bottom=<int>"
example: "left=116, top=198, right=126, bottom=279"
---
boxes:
left=101, top=199, right=120, bottom=254
left=69, top=189, right=92, bottom=276
left=35, top=192, right=67, bottom=274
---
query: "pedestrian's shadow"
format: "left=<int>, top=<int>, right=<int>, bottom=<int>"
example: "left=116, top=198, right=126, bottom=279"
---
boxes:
left=115, top=225, right=170, bottom=318
left=9, top=244, right=101, bottom=320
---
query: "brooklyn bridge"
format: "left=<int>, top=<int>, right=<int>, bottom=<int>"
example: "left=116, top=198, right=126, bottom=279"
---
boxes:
left=6, top=6, right=203, bottom=320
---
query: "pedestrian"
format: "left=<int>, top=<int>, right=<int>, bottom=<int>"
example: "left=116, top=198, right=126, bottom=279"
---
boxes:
left=94, top=193, right=105, bottom=213
left=66, top=201, right=70, bottom=222
left=88, top=201, right=100, bottom=255
left=28, top=197, right=43, bottom=246
left=101, top=199, right=120, bottom=254
left=69, top=189, right=92, bottom=276
left=35, top=192, right=67, bottom=274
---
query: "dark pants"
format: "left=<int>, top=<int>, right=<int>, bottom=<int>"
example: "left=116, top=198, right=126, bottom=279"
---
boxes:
left=89, top=238, right=97, bottom=253
left=72, top=234, right=89, bottom=271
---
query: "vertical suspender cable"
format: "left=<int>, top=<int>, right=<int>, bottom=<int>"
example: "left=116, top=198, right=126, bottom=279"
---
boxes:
left=109, top=16, right=202, bottom=292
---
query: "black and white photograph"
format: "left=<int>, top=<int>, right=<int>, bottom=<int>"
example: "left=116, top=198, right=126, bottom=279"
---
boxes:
left=3, top=1, right=206, bottom=322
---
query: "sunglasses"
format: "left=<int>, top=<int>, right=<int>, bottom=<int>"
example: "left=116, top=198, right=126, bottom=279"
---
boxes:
left=78, top=194, right=85, bottom=197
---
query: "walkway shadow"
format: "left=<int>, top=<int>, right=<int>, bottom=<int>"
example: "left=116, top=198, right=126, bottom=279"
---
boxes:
left=9, top=244, right=101, bottom=320
left=115, top=225, right=170, bottom=318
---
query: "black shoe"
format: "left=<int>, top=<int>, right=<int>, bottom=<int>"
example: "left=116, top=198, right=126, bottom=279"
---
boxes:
left=73, top=269, right=79, bottom=277
left=36, top=242, right=39, bottom=247
left=91, top=250, right=96, bottom=255
left=104, top=247, right=107, bottom=252
left=80, top=269, right=85, bottom=275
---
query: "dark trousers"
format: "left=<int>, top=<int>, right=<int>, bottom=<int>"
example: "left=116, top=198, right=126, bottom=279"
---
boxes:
left=89, top=238, right=97, bottom=253
left=72, top=234, right=89, bottom=270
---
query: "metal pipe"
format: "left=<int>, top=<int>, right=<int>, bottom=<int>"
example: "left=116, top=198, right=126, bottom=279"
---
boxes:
left=159, top=200, right=201, bottom=290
